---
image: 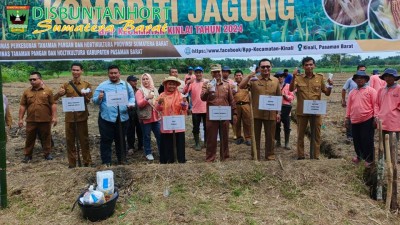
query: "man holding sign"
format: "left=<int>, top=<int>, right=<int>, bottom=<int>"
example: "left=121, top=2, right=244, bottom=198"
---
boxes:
left=239, top=58, right=281, bottom=160
left=289, top=57, right=333, bottom=160
left=92, top=65, right=135, bottom=166
left=201, top=64, right=237, bottom=162
left=54, top=62, right=93, bottom=168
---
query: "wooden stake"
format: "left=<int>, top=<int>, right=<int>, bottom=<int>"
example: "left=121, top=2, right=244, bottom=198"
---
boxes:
left=248, top=91, right=257, bottom=160
left=385, top=134, right=392, bottom=210
left=376, top=120, right=384, bottom=201
left=389, top=133, right=399, bottom=211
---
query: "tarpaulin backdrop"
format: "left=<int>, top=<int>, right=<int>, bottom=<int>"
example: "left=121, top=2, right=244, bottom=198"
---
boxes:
left=0, top=0, right=399, bottom=61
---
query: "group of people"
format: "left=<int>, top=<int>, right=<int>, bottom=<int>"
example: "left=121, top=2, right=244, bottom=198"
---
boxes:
left=15, top=57, right=398, bottom=168
left=344, top=66, right=400, bottom=167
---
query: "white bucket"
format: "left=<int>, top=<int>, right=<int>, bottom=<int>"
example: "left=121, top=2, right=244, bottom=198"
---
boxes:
left=96, top=170, right=114, bottom=199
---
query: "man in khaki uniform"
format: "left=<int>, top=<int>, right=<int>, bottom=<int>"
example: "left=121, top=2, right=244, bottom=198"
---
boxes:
left=54, top=63, right=93, bottom=168
left=201, top=64, right=237, bottom=162
left=19, top=72, right=57, bottom=163
left=289, top=57, right=333, bottom=159
left=239, top=58, right=281, bottom=160
left=233, top=70, right=251, bottom=146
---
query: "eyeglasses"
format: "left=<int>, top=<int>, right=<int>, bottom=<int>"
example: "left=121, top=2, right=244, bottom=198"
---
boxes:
left=260, top=65, right=271, bottom=69
left=29, top=78, right=38, bottom=81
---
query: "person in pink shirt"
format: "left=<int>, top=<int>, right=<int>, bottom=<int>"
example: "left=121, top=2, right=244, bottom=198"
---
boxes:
left=135, top=73, right=161, bottom=161
left=346, top=71, right=377, bottom=166
left=369, top=69, right=386, bottom=92
left=376, top=68, right=400, bottom=159
left=183, top=66, right=208, bottom=150
left=156, top=76, right=188, bottom=163
left=274, top=71, right=295, bottom=150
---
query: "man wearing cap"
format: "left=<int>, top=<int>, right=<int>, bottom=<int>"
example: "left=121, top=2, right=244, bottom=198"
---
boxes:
left=184, top=66, right=196, bottom=115
left=92, top=65, right=136, bottom=166
left=183, top=66, right=208, bottom=150
left=369, top=69, right=386, bottom=92
left=158, top=68, right=185, bottom=94
left=53, top=62, right=93, bottom=168
left=274, top=71, right=295, bottom=149
left=283, top=69, right=293, bottom=84
left=156, top=76, right=188, bottom=163
left=289, top=57, right=333, bottom=160
left=239, top=58, right=281, bottom=160
left=341, top=65, right=365, bottom=143
left=201, top=64, right=237, bottom=162
left=233, top=70, right=252, bottom=146
left=376, top=68, right=400, bottom=164
left=126, top=75, right=143, bottom=154
left=346, top=71, right=377, bottom=166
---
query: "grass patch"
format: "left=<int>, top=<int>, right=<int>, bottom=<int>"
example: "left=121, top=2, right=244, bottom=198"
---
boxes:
left=190, top=200, right=212, bottom=216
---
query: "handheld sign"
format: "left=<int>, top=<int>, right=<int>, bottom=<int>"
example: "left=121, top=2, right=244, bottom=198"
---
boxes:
left=162, top=115, right=185, bottom=130
left=303, top=100, right=327, bottom=115
left=62, top=97, right=85, bottom=112
left=209, top=106, right=231, bottom=120
left=259, top=95, right=282, bottom=111
left=106, top=91, right=128, bottom=107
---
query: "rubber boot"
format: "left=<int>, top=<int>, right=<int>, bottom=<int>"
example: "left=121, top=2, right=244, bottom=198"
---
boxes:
left=284, top=131, right=291, bottom=150
left=193, top=133, right=202, bottom=151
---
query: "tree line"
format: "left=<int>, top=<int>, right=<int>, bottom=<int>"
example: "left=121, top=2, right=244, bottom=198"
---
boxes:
left=2, top=54, right=400, bottom=82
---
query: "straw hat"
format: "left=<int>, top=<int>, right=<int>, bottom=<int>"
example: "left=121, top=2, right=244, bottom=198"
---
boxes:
left=162, top=76, right=181, bottom=86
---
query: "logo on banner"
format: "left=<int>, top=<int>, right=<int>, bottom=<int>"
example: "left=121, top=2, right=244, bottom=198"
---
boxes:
left=6, top=5, right=30, bottom=33
left=297, top=44, right=303, bottom=51
left=184, top=47, right=192, bottom=55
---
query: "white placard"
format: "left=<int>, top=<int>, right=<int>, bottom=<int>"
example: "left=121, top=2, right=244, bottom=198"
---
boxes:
left=209, top=106, right=232, bottom=120
left=62, top=97, right=85, bottom=112
left=303, top=100, right=327, bottom=115
left=106, top=91, right=128, bottom=107
left=162, top=115, right=185, bottom=130
left=258, top=95, right=282, bottom=111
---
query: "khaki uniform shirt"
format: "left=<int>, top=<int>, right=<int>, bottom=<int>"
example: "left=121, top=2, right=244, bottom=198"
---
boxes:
left=20, top=86, right=54, bottom=122
left=54, top=80, right=93, bottom=122
left=201, top=80, right=236, bottom=118
left=294, top=73, right=328, bottom=116
left=248, top=75, right=281, bottom=120
left=234, top=87, right=250, bottom=103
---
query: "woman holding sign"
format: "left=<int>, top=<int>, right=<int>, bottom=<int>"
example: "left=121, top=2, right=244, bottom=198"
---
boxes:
left=156, top=76, right=188, bottom=164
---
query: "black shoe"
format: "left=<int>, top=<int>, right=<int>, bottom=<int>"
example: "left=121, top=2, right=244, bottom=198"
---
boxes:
left=22, top=156, right=32, bottom=163
left=68, top=165, right=76, bottom=169
left=235, top=138, right=244, bottom=145
left=44, top=155, right=53, bottom=160
left=244, top=140, right=251, bottom=146
left=297, top=157, right=305, bottom=160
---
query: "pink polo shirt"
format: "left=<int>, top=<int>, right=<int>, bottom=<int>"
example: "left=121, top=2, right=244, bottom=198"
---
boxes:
left=346, top=85, right=377, bottom=124
left=369, top=75, right=386, bottom=92
left=281, top=83, right=295, bottom=105
left=135, top=90, right=161, bottom=124
left=376, top=84, right=400, bottom=131
left=183, top=79, right=208, bottom=114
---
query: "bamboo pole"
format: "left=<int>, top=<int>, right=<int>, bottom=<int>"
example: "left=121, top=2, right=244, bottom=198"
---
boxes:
left=389, top=133, right=399, bottom=210
left=385, top=134, right=392, bottom=210
left=0, top=65, right=7, bottom=208
left=248, top=91, right=257, bottom=160
left=376, top=120, right=384, bottom=201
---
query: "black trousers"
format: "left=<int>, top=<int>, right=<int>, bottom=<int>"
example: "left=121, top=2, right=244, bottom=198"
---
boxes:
left=352, top=117, right=374, bottom=163
left=275, top=104, right=292, bottom=141
left=160, top=132, right=186, bottom=164
left=98, top=116, right=128, bottom=164
left=126, top=110, right=143, bottom=150
left=192, top=113, right=207, bottom=135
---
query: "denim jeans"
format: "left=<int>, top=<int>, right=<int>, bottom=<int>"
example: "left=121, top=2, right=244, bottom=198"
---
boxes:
left=141, top=121, right=161, bottom=155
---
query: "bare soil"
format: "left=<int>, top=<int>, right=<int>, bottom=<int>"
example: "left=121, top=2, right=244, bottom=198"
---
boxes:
left=1, top=73, right=399, bottom=224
